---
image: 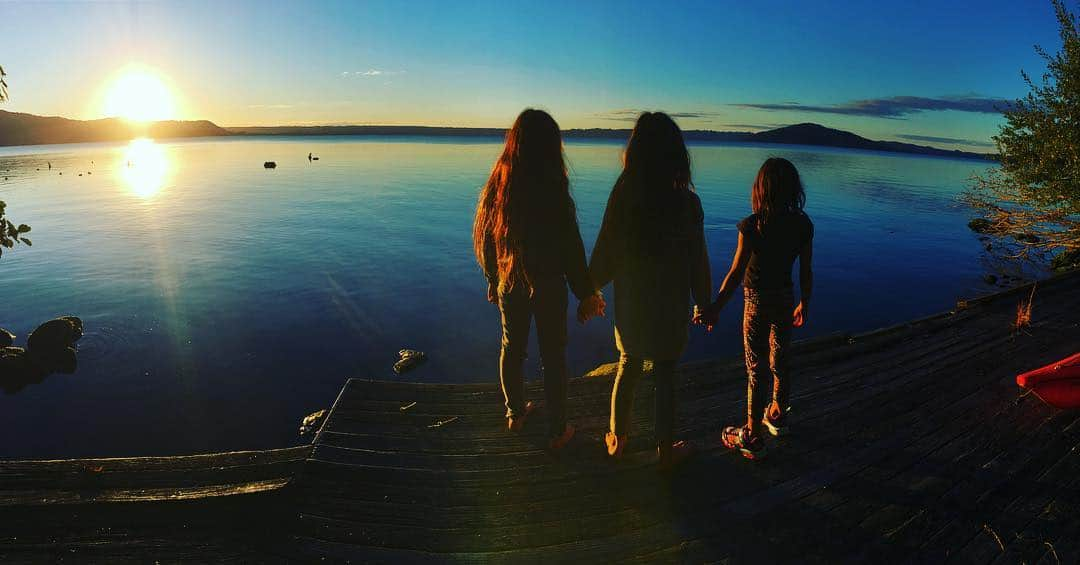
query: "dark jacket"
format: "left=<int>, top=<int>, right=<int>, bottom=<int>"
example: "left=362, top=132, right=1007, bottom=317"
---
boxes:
left=481, top=197, right=594, bottom=301
left=590, top=190, right=711, bottom=359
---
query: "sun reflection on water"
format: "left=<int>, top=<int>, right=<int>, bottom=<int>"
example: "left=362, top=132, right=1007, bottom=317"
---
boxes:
left=120, top=138, right=170, bottom=198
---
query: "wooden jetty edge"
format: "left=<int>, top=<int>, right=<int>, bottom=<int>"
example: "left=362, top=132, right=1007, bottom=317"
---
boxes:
left=2, top=270, right=1079, bottom=563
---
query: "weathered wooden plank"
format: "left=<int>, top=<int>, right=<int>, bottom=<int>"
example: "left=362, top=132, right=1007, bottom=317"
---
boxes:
left=0, top=446, right=312, bottom=506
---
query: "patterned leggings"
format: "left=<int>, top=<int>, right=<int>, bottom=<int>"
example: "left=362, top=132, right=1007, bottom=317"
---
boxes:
left=743, top=287, right=794, bottom=428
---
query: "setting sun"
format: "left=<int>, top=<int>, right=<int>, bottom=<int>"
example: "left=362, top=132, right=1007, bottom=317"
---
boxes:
left=102, top=69, right=176, bottom=123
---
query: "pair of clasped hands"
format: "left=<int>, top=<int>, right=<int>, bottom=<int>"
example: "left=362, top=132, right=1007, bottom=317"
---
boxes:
left=575, top=293, right=606, bottom=324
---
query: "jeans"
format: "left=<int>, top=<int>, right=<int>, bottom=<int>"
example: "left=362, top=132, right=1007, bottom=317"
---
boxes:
left=609, top=354, right=677, bottom=445
left=743, top=287, right=794, bottom=429
left=498, top=278, right=569, bottom=437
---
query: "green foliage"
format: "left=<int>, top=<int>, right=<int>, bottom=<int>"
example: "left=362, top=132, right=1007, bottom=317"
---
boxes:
left=967, top=0, right=1080, bottom=255
left=0, top=200, right=32, bottom=259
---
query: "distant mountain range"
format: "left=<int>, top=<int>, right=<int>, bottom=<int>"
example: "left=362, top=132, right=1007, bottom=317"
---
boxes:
left=0, top=110, right=227, bottom=146
left=0, top=110, right=993, bottom=160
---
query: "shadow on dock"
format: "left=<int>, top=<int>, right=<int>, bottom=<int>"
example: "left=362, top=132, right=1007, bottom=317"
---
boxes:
left=2, top=271, right=1079, bottom=563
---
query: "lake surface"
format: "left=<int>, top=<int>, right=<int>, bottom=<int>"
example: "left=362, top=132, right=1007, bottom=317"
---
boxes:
left=0, top=136, right=1015, bottom=458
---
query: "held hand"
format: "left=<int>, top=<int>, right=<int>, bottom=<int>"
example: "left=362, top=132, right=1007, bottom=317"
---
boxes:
left=486, top=281, right=497, bottom=304
left=593, top=294, right=607, bottom=318
left=576, top=293, right=606, bottom=324
left=793, top=302, right=808, bottom=328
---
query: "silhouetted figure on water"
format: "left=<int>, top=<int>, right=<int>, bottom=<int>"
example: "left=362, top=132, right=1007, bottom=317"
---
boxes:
left=473, top=108, right=604, bottom=450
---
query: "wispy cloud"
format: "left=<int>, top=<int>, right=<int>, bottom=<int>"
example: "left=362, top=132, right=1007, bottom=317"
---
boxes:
left=895, top=133, right=995, bottom=148
left=594, top=108, right=723, bottom=122
left=733, top=95, right=1011, bottom=119
left=341, top=69, right=406, bottom=77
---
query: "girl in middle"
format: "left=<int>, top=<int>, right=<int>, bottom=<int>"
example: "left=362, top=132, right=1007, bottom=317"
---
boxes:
left=589, top=111, right=711, bottom=468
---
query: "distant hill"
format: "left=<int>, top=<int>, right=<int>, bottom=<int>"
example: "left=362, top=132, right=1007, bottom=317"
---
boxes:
left=0, top=110, right=228, bottom=146
left=0, top=110, right=991, bottom=160
left=743, top=123, right=993, bottom=160
left=229, top=122, right=991, bottom=160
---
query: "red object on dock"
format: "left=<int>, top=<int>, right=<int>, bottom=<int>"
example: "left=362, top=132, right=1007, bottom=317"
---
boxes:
left=1016, top=352, right=1080, bottom=409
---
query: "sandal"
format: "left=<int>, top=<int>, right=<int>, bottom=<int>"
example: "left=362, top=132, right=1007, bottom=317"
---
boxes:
left=762, top=403, right=789, bottom=437
left=721, top=425, right=767, bottom=460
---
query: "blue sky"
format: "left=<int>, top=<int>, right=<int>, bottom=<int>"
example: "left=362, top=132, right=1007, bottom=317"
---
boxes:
left=0, top=0, right=1071, bottom=151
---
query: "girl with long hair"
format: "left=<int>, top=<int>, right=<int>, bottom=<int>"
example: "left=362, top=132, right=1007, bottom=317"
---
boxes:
left=695, top=157, right=814, bottom=459
left=589, top=112, right=711, bottom=469
left=473, top=108, right=604, bottom=450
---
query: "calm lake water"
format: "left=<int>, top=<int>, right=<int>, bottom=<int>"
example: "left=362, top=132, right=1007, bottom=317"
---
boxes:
left=0, top=136, right=1014, bottom=458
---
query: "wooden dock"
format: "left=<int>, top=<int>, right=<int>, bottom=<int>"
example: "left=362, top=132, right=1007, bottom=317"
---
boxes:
left=2, top=271, right=1079, bottom=563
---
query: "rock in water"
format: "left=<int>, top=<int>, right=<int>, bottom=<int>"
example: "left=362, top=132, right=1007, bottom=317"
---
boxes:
left=299, top=409, right=328, bottom=436
left=0, top=346, right=48, bottom=395
left=27, top=316, right=83, bottom=353
left=26, top=317, right=82, bottom=375
left=264, top=161, right=277, bottom=169
left=47, top=347, right=78, bottom=374
left=0, top=328, right=14, bottom=347
left=1, top=346, right=29, bottom=374
left=394, top=349, right=427, bottom=374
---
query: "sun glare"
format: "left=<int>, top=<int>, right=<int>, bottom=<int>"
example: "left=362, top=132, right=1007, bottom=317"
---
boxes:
left=120, top=138, right=170, bottom=198
left=103, top=70, right=176, bottom=123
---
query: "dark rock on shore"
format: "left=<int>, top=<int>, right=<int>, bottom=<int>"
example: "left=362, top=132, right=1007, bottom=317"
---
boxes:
left=0, top=328, right=14, bottom=347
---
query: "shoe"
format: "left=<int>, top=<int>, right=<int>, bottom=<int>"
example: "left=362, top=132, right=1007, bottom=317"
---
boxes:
left=721, top=425, right=767, bottom=460
left=762, top=403, right=788, bottom=437
left=605, top=432, right=627, bottom=457
left=507, top=401, right=535, bottom=432
left=658, top=440, right=695, bottom=471
left=548, top=423, right=575, bottom=450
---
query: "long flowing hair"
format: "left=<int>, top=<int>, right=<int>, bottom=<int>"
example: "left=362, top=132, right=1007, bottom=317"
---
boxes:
left=751, top=157, right=805, bottom=234
left=603, top=111, right=694, bottom=253
left=473, top=108, right=572, bottom=289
